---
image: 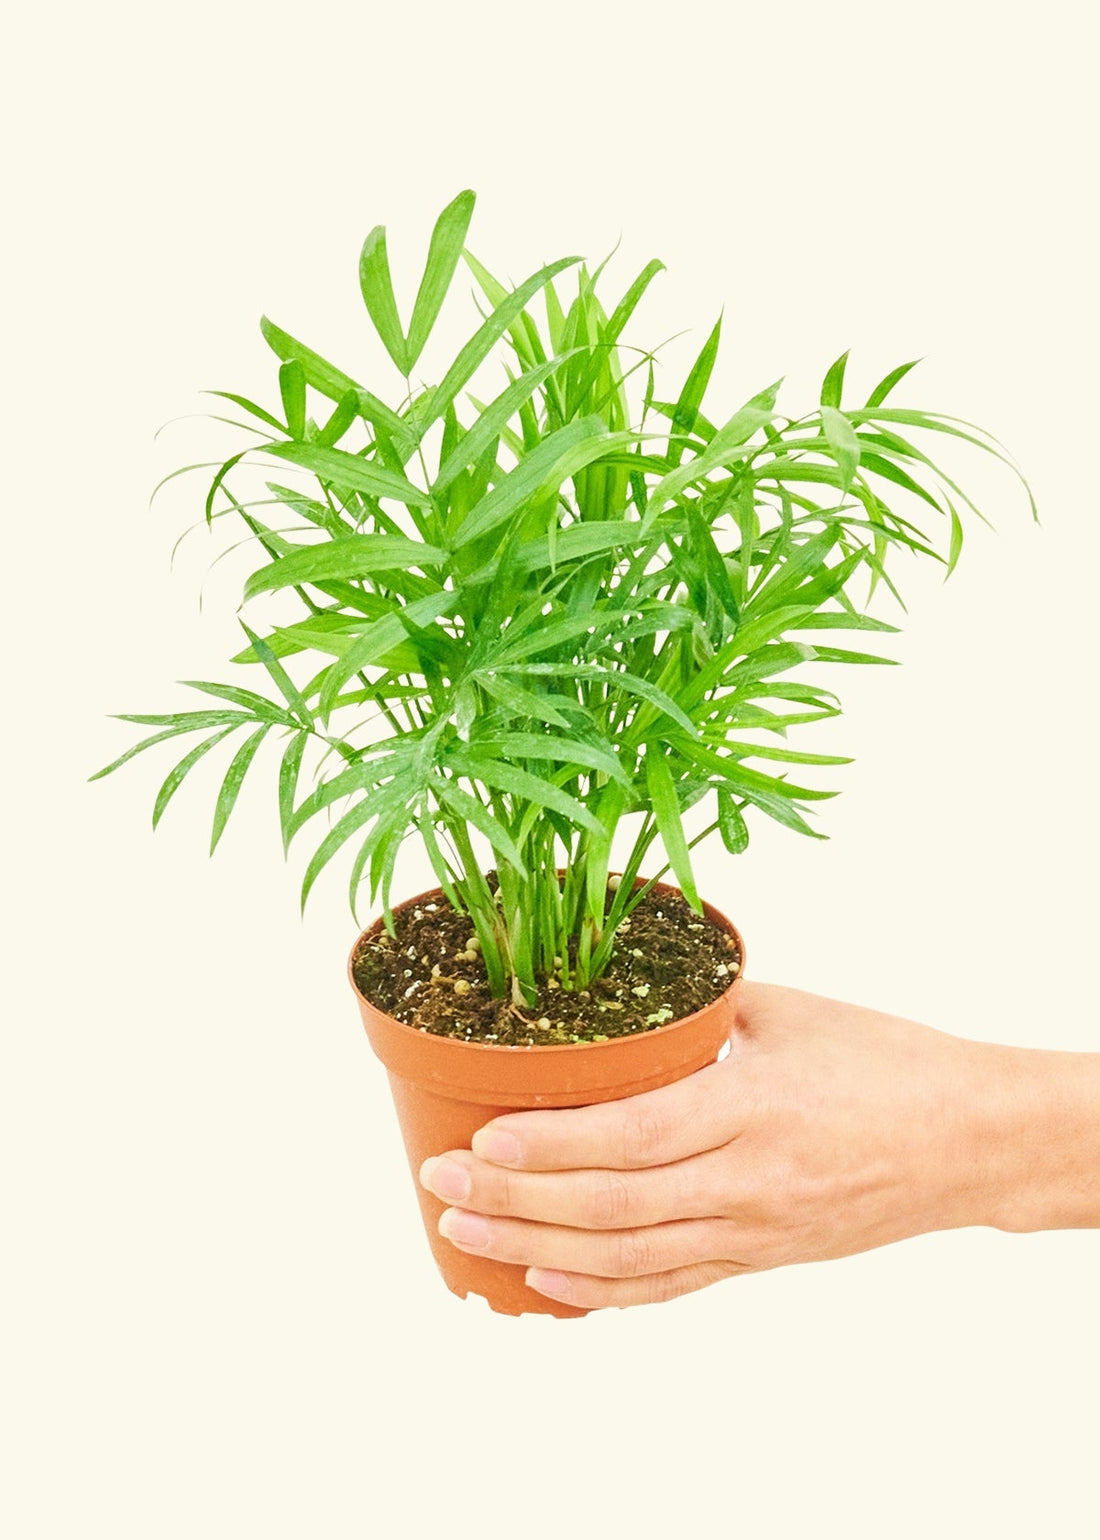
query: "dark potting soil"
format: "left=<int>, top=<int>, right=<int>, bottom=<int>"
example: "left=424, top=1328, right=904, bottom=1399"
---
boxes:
left=351, top=881, right=742, bottom=1046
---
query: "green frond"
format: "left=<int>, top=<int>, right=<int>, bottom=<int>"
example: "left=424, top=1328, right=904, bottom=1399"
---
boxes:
left=98, top=190, right=1034, bottom=1002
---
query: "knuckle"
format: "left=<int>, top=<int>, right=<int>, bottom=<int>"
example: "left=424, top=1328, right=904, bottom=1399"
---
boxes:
left=643, top=1271, right=684, bottom=1305
left=487, top=1161, right=517, bottom=1214
left=620, top=1102, right=668, bottom=1167
left=605, top=1227, right=653, bottom=1278
left=586, top=1170, right=635, bottom=1229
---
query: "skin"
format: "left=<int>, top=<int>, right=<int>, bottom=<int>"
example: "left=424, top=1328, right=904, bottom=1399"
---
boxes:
left=418, top=981, right=1100, bottom=1310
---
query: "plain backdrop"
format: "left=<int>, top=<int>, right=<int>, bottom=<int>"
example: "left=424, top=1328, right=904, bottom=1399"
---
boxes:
left=3, top=2, right=1097, bottom=1536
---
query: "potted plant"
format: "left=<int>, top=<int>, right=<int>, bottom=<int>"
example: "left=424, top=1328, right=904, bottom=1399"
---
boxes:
left=93, top=189, right=1033, bottom=1317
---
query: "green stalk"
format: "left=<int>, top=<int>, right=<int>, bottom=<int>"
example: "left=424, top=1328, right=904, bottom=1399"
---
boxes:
left=448, top=817, right=508, bottom=996
left=588, top=815, right=659, bottom=978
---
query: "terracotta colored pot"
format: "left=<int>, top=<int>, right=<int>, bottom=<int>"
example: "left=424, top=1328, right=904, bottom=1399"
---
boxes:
left=349, top=878, right=745, bottom=1319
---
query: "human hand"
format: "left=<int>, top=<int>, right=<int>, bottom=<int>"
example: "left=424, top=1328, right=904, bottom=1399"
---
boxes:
left=418, top=980, right=1038, bottom=1310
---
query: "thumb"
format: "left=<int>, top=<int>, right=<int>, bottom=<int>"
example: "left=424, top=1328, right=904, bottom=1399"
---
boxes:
left=471, top=1051, right=751, bottom=1173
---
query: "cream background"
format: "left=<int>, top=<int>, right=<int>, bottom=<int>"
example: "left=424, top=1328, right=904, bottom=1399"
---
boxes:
left=3, top=2, right=1098, bottom=1535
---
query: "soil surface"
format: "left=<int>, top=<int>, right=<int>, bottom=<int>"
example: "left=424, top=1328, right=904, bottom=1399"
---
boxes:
left=351, top=880, right=742, bottom=1045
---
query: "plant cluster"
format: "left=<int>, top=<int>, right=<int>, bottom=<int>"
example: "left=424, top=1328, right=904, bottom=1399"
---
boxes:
left=93, top=190, right=1032, bottom=1007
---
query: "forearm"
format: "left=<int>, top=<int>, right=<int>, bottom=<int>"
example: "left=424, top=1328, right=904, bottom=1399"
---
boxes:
left=983, top=1045, right=1100, bottom=1232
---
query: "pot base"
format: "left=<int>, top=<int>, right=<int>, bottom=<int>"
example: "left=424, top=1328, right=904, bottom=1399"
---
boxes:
left=443, top=1279, right=589, bottom=1320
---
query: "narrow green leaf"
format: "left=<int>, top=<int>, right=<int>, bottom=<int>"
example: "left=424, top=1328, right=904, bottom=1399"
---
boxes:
left=856, top=447, right=946, bottom=513
left=532, top=519, right=637, bottom=569
left=500, top=662, right=700, bottom=738
left=239, top=622, right=312, bottom=728
left=349, top=800, right=413, bottom=915
left=405, top=189, right=476, bottom=372
left=232, top=614, right=368, bottom=664
left=204, top=450, right=249, bottom=526
left=319, top=590, right=464, bottom=717
left=433, top=777, right=528, bottom=874
left=279, top=360, right=306, bottom=440
left=649, top=398, right=718, bottom=444
left=737, top=785, right=827, bottom=839
left=788, top=611, right=900, bottom=634
left=489, top=612, right=605, bottom=668
left=820, top=405, right=861, bottom=491
left=749, top=681, right=840, bottom=708
left=285, top=744, right=421, bottom=841
left=111, top=709, right=252, bottom=730
left=89, top=722, right=220, bottom=782
left=432, top=351, right=581, bottom=494
left=265, top=441, right=430, bottom=508
left=716, top=789, right=749, bottom=854
left=152, top=727, right=238, bottom=829
left=866, top=358, right=922, bottom=408
left=420, top=255, right=583, bottom=435
left=466, top=519, right=636, bottom=585
left=715, top=739, right=852, bottom=766
left=750, top=459, right=846, bottom=496
left=946, top=495, right=964, bottom=577
left=244, top=534, right=449, bottom=601
left=572, top=257, right=666, bottom=409
left=359, top=221, right=408, bottom=373
left=476, top=672, right=573, bottom=729
left=262, top=481, right=349, bottom=537
left=178, top=681, right=297, bottom=725
left=544, top=272, right=567, bottom=352
left=667, top=314, right=723, bottom=469
left=805, top=645, right=897, bottom=666
left=315, top=389, right=360, bottom=449
left=416, top=804, right=463, bottom=910
left=645, top=381, right=779, bottom=523
left=463, top=249, right=549, bottom=374
left=449, top=752, right=605, bottom=836
left=686, top=503, right=741, bottom=622
left=452, top=417, right=622, bottom=549
left=210, top=726, right=269, bottom=852
left=259, top=316, right=414, bottom=448
left=730, top=605, right=817, bottom=656
left=644, top=750, right=700, bottom=910
left=667, top=736, right=837, bottom=802
left=472, top=730, right=629, bottom=786
left=203, top=390, right=285, bottom=434
left=845, top=407, right=1036, bottom=519
left=680, top=641, right=815, bottom=715
left=745, top=528, right=842, bottom=611
left=820, top=350, right=849, bottom=409
left=301, top=781, right=411, bottom=909
left=278, top=730, right=309, bottom=854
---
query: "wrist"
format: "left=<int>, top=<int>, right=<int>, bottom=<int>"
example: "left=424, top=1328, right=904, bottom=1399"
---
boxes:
left=971, top=1044, right=1100, bottom=1233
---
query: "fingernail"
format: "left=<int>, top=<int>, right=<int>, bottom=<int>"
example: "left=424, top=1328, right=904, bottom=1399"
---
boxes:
left=526, top=1268, right=571, bottom=1300
left=419, top=1157, right=471, bottom=1203
left=473, top=1128, right=522, bottom=1165
left=439, top=1209, right=491, bottom=1248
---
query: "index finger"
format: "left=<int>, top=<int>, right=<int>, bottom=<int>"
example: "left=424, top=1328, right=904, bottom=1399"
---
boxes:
left=471, top=1056, right=745, bottom=1172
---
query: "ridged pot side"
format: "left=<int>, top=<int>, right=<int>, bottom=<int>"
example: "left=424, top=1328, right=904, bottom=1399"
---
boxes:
left=349, top=879, right=746, bottom=1318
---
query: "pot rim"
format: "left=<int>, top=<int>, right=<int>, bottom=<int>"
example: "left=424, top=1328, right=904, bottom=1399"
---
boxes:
left=346, top=874, right=746, bottom=1056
